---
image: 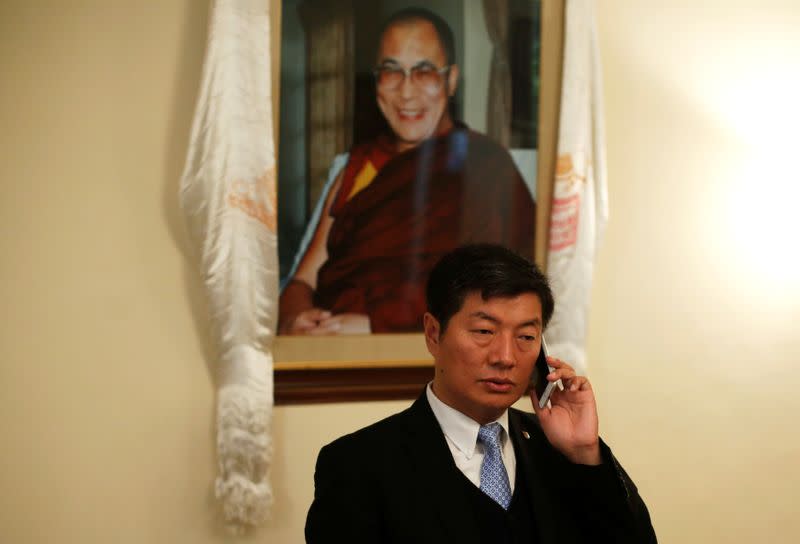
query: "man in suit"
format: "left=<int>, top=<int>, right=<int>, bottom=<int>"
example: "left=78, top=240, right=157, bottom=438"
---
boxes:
left=305, top=244, right=656, bottom=543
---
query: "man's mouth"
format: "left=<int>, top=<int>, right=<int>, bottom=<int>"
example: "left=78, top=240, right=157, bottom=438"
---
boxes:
left=481, top=378, right=515, bottom=393
left=397, top=108, right=425, bottom=120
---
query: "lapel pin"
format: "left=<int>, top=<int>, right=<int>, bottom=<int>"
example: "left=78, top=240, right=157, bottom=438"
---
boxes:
left=522, top=431, right=530, bottom=439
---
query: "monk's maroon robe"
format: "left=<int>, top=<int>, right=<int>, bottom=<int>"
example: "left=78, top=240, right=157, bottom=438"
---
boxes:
left=314, top=126, right=536, bottom=333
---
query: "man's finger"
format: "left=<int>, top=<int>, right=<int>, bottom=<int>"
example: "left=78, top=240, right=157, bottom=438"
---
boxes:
left=293, top=308, right=333, bottom=331
left=304, top=308, right=332, bottom=322
left=545, top=357, right=574, bottom=373
left=293, top=316, right=319, bottom=331
left=548, top=367, right=576, bottom=383
left=565, top=376, right=592, bottom=392
left=306, top=318, right=343, bottom=335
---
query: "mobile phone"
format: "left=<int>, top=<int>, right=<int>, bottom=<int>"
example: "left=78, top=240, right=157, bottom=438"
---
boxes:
left=530, top=335, right=561, bottom=409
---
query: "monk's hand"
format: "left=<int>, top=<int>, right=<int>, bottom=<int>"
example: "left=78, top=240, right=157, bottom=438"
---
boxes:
left=312, top=313, right=372, bottom=335
left=530, top=357, right=601, bottom=465
left=287, top=308, right=332, bottom=335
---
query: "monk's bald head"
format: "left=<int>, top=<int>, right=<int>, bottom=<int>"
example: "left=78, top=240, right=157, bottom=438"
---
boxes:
left=377, top=7, right=456, bottom=66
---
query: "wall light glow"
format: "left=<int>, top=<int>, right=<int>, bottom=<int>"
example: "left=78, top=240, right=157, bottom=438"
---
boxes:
left=701, top=59, right=800, bottom=290
left=726, top=156, right=800, bottom=287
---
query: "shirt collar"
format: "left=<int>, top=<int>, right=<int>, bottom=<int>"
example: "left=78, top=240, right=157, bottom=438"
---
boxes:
left=426, top=382, right=510, bottom=459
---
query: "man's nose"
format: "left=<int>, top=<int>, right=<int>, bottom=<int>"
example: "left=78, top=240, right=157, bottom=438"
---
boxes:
left=490, top=332, right=515, bottom=367
left=398, top=72, right=417, bottom=98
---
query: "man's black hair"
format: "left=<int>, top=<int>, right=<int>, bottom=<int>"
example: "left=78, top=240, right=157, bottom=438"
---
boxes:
left=426, top=244, right=554, bottom=333
left=378, top=7, right=456, bottom=66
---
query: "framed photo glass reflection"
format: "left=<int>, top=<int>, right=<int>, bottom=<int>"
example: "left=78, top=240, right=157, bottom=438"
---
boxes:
left=274, top=0, right=552, bottom=402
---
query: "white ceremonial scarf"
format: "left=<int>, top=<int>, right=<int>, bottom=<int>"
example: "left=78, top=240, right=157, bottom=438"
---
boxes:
left=179, top=0, right=277, bottom=532
left=545, top=0, right=608, bottom=374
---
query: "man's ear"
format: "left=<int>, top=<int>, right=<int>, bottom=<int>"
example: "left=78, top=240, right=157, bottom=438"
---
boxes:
left=423, top=312, right=441, bottom=355
left=447, top=64, right=459, bottom=97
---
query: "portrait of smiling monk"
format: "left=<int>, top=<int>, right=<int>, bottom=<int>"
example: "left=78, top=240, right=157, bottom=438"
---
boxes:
left=305, top=244, right=656, bottom=544
left=279, top=8, right=537, bottom=336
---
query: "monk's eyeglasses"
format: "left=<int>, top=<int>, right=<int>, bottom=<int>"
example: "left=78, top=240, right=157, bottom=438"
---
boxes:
left=373, top=61, right=451, bottom=92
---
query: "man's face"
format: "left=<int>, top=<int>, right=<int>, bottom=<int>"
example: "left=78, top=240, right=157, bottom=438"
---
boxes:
left=425, top=292, right=543, bottom=425
left=375, top=20, right=459, bottom=153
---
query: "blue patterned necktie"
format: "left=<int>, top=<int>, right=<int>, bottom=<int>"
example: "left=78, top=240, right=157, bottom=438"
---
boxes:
left=477, top=423, right=512, bottom=510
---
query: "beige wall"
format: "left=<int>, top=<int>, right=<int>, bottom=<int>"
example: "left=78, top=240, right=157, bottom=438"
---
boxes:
left=1, top=1, right=798, bottom=543
left=595, top=2, right=800, bottom=542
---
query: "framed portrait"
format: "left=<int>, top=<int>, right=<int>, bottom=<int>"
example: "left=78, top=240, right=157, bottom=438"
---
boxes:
left=273, top=0, right=563, bottom=404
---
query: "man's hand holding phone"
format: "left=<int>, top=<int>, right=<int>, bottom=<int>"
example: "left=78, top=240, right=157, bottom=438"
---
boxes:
left=529, top=341, right=601, bottom=466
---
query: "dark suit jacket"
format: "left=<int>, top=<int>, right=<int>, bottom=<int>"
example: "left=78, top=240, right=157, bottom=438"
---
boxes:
left=306, top=392, right=656, bottom=543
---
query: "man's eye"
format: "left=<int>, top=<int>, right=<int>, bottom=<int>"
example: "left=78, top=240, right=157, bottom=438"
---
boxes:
left=413, top=64, right=436, bottom=74
left=519, top=335, right=536, bottom=342
left=473, top=329, right=493, bottom=335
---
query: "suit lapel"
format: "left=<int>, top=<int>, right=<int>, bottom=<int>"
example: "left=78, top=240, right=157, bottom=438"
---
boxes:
left=509, top=409, right=568, bottom=544
left=398, top=393, right=481, bottom=544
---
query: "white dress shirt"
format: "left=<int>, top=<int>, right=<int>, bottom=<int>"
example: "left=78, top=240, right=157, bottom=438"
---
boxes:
left=426, top=382, right=517, bottom=491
